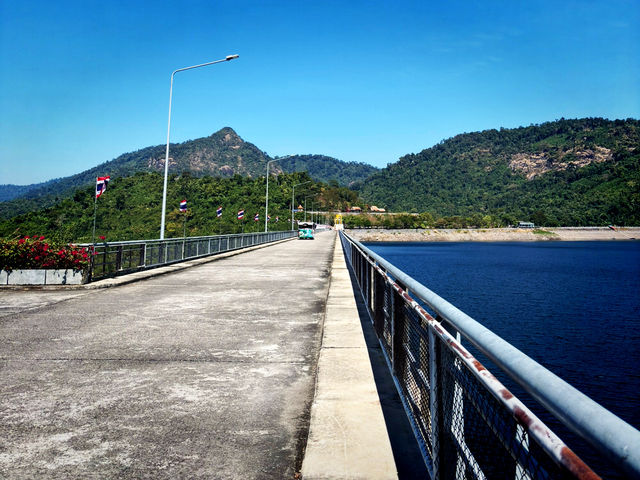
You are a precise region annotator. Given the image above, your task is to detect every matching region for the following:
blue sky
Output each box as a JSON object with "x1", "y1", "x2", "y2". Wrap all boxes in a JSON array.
[{"x1": 1, "y1": 0, "x2": 638, "y2": 185}]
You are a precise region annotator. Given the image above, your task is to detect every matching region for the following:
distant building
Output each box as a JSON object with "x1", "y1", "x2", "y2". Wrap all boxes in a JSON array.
[
  {"x1": 348, "y1": 206, "x2": 362, "y2": 213},
  {"x1": 369, "y1": 205, "x2": 386, "y2": 212}
]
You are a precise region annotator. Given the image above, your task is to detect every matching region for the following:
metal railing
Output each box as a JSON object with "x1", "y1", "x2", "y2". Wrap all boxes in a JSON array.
[
  {"x1": 340, "y1": 232, "x2": 640, "y2": 480},
  {"x1": 84, "y1": 231, "x2": 296, "y2": 282}
]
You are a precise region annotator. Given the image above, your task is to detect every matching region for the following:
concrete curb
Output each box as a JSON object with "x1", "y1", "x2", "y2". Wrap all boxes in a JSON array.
[
  {"x1": 301, "y1": 236, "x2": 398, "y2": 479},
  {"x1": 0, "y1": 237, "x2": 296, "y2": 291}
]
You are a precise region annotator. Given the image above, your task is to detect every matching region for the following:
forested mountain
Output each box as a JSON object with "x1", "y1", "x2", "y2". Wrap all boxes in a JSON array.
[
  {"x1": 0, "y1": 127, "x2": 269, "y2": 218},
  {"x1": 3, "y1": 118, "x2": 638, "y2": 229},
  {"x1": 356, "y1": 118, "x2": 640, "y2": 226},
  {"x1": 0, "y1": 181, "x2": 54, "y2": 202},
  {"x1": 0, "y1": 128, "x2": 375, "y2": 219},
  {"x1": 0, "y1": 172, "x2": 359, "y2": 242},
  {"x1": 276, "y1": 155, "x2": 378, "y2": 187}
]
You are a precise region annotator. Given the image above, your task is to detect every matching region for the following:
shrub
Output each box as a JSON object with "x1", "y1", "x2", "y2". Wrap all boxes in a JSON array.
[{"x1": 0, "y1": 236, "x2": 90, "y2": 272}]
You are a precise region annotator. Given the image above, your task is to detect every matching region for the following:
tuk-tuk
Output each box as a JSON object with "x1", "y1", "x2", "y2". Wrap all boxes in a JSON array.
[{"x1": 298, "y1": 221, "x2": 315, "y2": 240}]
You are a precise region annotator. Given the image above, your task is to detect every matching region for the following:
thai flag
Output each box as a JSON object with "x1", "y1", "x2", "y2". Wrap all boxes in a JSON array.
[
  {"x1": 275, "y1": 216, "x2": 279, "y2": 223},
  {"x1": 179, "y1": 199, "x2": 187, "y2": 212},
  {"x1": 216, "y1": 206, "x2": 222, "y2": 218},
  {"x1": 254, "y1": 213, "x2": 259, "y2": 221},
  {"x1": 95, "y1": 176, "x2": 110, "y2": 198},
  {"x1": 237, "y1": 209, "x2": 244, "y2": 220},
  {"x1": 267, "y1": 215, "x2": 271, "y2": 221}
]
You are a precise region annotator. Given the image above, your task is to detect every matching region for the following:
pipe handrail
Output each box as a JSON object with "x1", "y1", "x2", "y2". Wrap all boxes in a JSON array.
[
  {"x1": 341, "y1": 231, "x2": 640, "y2": 478},
  {"x1": 78, "y1": 230, "x2": 296, "y2": 248},
  {"x1": 85, "y1": 231, "x2": 296, "y2": 282}
]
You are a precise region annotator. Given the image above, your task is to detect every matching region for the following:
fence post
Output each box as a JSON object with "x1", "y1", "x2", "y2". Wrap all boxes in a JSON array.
[
  {"x1": 115, "y1": 245, "x2": 123, "y2": 271},
  {"x1": 101, "y1": 247, "x2": 107, "y2": 275},
  {"x1": 366, "y1": 262, "x2": 372, "y2": 308},
  {"x1": 429, "y1": 327, "x2": 442, "y2": 479},
  {"x1": 391, "y1": 288, "x2": 404, "y2": 378},
  {"x1": 140, "y1": 243, "x2": 146, "y2": 268},
  {"x1": 88, "y1": 251, "x2": 94, "y2": 283},
  {"x1": 373, "y1": 269, "x2": 385, "y2": 339}
]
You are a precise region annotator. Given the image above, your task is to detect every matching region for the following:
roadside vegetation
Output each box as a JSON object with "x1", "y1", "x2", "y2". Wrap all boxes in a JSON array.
[
  {"x1": 0, "y1": 236, "x2": 90, "y2": 271},
  {"x1": 0, "y1": 172, "x2": 359, "y2": 243}
]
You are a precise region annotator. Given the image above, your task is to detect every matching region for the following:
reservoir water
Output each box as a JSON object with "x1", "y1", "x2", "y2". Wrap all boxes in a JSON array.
[{"x1": 364, "y1": 240, "x2": 639, "y2": 477}]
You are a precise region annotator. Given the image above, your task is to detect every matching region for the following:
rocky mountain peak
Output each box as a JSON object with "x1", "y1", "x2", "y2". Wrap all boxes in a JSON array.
[{"x1": 215, "y1": 127, "x2": 242, "y2": 145}]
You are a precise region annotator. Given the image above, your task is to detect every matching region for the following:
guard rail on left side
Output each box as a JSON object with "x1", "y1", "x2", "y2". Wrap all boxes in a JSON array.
[{"x1": 81, "y1": 231, "x2": 296, "y2": 282}]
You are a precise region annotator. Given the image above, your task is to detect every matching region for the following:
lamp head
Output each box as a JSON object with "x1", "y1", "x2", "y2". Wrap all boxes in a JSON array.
[{"x1": 226, "y1": 54, "x2": 239, "y2": 61}]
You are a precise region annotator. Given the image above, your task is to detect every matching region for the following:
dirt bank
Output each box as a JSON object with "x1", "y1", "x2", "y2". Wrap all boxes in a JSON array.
[{"x1": 346, "y1": 227, "x2": 640, "y2": 242}]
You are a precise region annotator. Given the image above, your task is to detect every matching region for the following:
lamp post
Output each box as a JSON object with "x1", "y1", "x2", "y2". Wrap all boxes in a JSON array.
[
  {"x1": 159, "y1": 54, "x2": 239, "y2": 240},
  {"x1": 291, "y1": 181, "x2": 311, "y2": 230},
  {"x1": 265, "y1": 155, "x2": 294, "y2": 232},
  {"x1": 304, "y1": 195, "x2": 317, "y2": 222}
]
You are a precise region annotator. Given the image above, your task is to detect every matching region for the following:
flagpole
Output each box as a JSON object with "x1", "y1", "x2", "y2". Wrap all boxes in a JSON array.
[
  {"x1": 91, "y1": 178, "x2": 98, "y2": 246},
  {"x1": 182, "y1": 211, "x2": 187, "y2": 259}
]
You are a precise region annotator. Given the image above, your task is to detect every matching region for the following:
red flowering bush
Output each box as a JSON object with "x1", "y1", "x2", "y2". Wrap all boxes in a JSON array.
[{"x1": 0, "y1": 236, "x2": 90, "y2": 272}]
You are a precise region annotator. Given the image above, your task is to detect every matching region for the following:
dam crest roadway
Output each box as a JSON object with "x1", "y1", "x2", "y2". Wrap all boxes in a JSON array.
[{"x1": 0, "y1": 231, "x2": 418, "y2": 479}]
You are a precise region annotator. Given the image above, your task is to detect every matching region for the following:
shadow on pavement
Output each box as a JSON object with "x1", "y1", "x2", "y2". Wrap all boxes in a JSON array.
[{"x1": 344, "y1": 262, "x2": 429, "y2": 479}]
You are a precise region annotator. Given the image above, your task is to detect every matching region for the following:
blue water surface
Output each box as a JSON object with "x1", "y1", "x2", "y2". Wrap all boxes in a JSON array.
[{"x1": 365, "y1": 241, "x2": 640, "y2": 472}]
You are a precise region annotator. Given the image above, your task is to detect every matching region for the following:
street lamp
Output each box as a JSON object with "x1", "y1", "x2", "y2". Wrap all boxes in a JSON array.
[
  {"x1": 265, "y1": 155, "x2": 294, "y2": 232},
  {"x1": 304, "y1": 195, "x2": 317, "y2": 222},
  {"x1": 291, "y1": 181, "x2": 311, "y2": 230},
  {"x1": 159, "y1": 54, "x2": 239, "y2": 240}
]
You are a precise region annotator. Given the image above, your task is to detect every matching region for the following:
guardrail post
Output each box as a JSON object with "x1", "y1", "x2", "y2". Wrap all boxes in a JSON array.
[
  {"x1": 101, "y1": 247, "x2": 107, "y2": 275},
  {"x1": 429, "y1": 327, "x2": 442, "y2": 479},
  {"x1": 115, "y1": 245, "x2": 123, "y2": 271},
  {"x1": 140, "y1": 244, "x2": 146, "y2": 268},
  {"x1": 391, "y1": 288, "x2": 404, "y2": 378},
  {"x1": 366, "y1": 262, "x2": 372, "y2": 308},
  {"x1": 438, "y1": 314, "x2": 461, "y2": 342},
  {"x1": 373, "y1": 269, "x2": 385, "y2": 339},
  {"x1": 88, "y1": 252, "x2": 94, "y2": 283}
]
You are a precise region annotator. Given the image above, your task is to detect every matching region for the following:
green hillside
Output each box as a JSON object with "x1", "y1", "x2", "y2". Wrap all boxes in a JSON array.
[
  {"x1": 0, "y1": 181, "x2": 52, "y2": 202},
  {"x1": 0, "y1": 128, "x2": 269, "y2": 219},
  {"x1": 0, "y1": 128, "x2": 376, "y2": 220},
  {"x1": 0, "y1": 172, "x2": 359, "y2": 243},
  {"x1": 356, "y1": 118, "x2": 640, "y2": 226},
  {"x1": 4, "y1": 118, "x2": 637, "y2": 229},
  {"x1": 277, "y1": 155, "x2": 378, "y2": 187}
]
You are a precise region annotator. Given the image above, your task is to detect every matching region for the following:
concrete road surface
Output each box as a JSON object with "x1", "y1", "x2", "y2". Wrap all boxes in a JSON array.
[{"x1": 0, "y1": 233, "x2": 334, "y2": 479}]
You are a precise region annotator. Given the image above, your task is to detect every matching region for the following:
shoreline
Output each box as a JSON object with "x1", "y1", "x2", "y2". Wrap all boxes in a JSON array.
[{"x1": 345, "y1": 227, "x2": 640, "y2": 243}]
